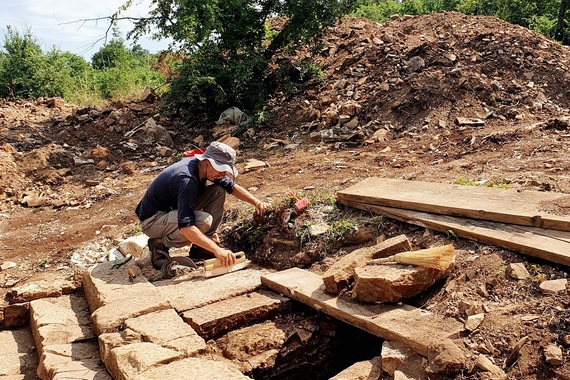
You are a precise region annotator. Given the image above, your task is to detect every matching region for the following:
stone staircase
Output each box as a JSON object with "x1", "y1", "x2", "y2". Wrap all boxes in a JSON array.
[
  {"x1": 24, "y1": 253, "x2": 284, "y2": 380},
  {"x1": 1, "y1": 230, "x2": 302, "y2": 380},
  {"x1": 1, "y1": 235, "x2": 393, "y2": 380}
]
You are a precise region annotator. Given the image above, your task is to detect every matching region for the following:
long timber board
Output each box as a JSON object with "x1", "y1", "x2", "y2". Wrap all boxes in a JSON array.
[
  {"x1": 337, "y1": 177, "x2": 570, "y2": 231},
  {"x1": 350, "y1": 203, "x2": 570, "y2": 267},
  {"x1": 261, "y1": 268, "x2": 464, "y2": 357}
]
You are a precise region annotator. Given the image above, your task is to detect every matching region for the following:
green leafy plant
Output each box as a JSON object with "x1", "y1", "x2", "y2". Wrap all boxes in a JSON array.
[{"x1": 295, "y1": 221, "x2": 314, "y2": 247}]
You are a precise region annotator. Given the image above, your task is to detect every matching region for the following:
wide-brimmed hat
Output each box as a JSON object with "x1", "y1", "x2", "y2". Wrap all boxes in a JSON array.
[{"x1": 194, "y1": 141, "x2": 238, "y2": 177}]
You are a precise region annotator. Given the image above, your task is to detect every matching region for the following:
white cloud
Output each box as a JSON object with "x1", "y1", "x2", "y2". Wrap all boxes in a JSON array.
[{"x1": 0, "y1": 0, "x2": 169, "y2": 60}]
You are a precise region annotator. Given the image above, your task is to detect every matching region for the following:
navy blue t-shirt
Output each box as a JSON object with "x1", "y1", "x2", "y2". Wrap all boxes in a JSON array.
[{"x1": 135, "y1": 158, "x2": 234, "y2": 228}]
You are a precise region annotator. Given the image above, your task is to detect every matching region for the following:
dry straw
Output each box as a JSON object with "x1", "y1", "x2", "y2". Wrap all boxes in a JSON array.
[{"x1": 368, "y1": 244, "x2": 456, "y2": 271}]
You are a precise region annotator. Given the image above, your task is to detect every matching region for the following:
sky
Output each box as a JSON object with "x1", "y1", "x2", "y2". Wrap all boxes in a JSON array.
[{"x1": 1, "y1": 0, "x2": 171, "y2": 61}]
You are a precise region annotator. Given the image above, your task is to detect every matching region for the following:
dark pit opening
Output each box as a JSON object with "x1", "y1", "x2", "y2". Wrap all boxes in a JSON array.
[{"x1": 250, "y1": 311, "x2": 384, "y2": 380}]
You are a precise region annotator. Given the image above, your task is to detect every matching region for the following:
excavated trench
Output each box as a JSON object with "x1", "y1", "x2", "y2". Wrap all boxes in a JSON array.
[{"x1": 216, "y1": 305, "x2": 383, "y2": 380}]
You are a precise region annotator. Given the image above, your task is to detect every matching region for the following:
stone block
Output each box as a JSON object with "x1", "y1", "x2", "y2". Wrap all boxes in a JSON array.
[
  {"x1": 38, "y1": 342, "x2": 104, "y2": 380},
  {"x1": 132, "y1": 357, "x2": 252, "y2": 379},
  {"x1": 322, "y1": 235, "x2": 411, "y2": 295},
  {"x1": 0, "y1": 328, "x2": 38, "y2": 377},
  {"x1": 124, "y1": 308, "x2": 206, "y2": 355},
  {"x1": 30, "y1": 294, "x2": 95, "y2": 350},
  {"x1": 106, "y1": 342, "x2": 184, "y2": 380},
  {"x1": 181, "y1": 290, "x2": 291, "y2": 339},
  {"x1": 329, "y1": 356, "x2": 382, "y2": 379},
  {"x1": 91, "y1": 293, "x2": 171, "y2": 335},
  {"x1": 352, "y1": 264, "x2": 450, "y2": 303},
  {"x1": 82, "y1": 261, "x2": 154, "y2": 312},
  {"x1": 155, "y1": 268, "x2": 266, "y2": 312},
  {"x1": 382, "y1": 340, "x2": 418, "y2": 376}
]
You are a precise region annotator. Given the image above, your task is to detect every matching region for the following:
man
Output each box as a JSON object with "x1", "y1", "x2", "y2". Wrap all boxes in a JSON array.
[{"x1": 135, "y1": 141, "x2": 270, "y2": 269}]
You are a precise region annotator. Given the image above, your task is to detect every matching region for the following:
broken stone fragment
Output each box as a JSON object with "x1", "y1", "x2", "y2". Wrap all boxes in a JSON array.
[
  {"x1": 475, "y1": 354, "x2": 507, "y2": 379},
  {"x1": 456, "y1": 117, "x2": 485, "y2": 126},
  {"x1": 381, "y1": 340, "x2": 422, "y2": 376},
  {"x1": 544, "y1": 344, "x2": 563, "y2": 366},
  {"x1": 465, "y1": 313, "x2": 485, "y2": 331},
  {"x1": 352, "y1": 263, "x2": 451, "y2": 303},
  {"x1": 539, "y1": 279, "x2": 568, "y2": 295},
  {"x1": 408, "y1": 56, "x2": 425, "y2": 72},
  {"x1": 322, "y1": 235, "x2": 411, "y2": 295},
  {"x1": 308, "y1": 222, "x2": 330, "y2": 236},
  {"x1": 0, "y1": 261, "x2": 17, "y2": 271},
  {"x1": 507, "y1": 263, "x2": 530, "y2": 280},
  {"x1": 244, "y1": 159, "x2": 269, "y2": 172},
  {"x1": 426, "y1": 340, "x2": 467, "y2": 376}
]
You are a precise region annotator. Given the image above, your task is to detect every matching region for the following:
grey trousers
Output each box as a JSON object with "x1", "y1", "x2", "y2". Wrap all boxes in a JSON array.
[{"x1": 140, "y1": 184, "x2": 226, "y2": 248}]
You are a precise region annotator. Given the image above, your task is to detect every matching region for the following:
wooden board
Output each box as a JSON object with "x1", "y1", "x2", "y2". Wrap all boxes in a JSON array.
[
  {"x1": 261, "y1": 268, "x2": 464, "y2": 357},
  {"x1": 351, "y1": 203, "x2": 570, "y2": 267},
  {"x1": 337, "y1": 177, "x2": 570, "y2": 231},
  {"x1": 203, "y1": 261, "x2": 251, "y2": 278}
]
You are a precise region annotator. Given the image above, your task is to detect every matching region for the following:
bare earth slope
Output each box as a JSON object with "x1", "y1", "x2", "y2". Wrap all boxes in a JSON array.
[{"x1": 1, "y1": 11, "x2": 570, "y2": 379}]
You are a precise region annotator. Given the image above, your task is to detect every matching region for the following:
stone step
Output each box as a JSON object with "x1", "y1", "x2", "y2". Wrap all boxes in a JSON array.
[
  {"x1": 29, "y1": 293, "x2": 111, "y2": 380},
  {"x1": 79, "y1": 251, "x2": 275, "y2": 380},
  {"x1": 181, "y1": 289, "x2": 292, "y2": 340},
  {"x1": 0, "y1": 327, "x2": 39, "y2": 379}
]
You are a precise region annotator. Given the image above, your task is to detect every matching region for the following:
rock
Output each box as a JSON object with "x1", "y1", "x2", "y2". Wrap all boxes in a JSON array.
[
  {"x1": 244, "y1": 159, "x2": 269, "y2": 172},
  {"x1": 21, "y1": 193, "x2": 46, "y2": 207},
  {"x1": 539, "y1": 279, "x2": 568, "y2": 295},
  {"x1": 507, "y1": 263, "x2": 530, "y2": 280},
  {"x1": 465, "y1": 313, "x2": 484, "y2": 331},
  {"x1": 426, "y1": 340, "x2": 467, "y2": 376},
  {"x1": 144, "y1": 117, "x2": 174, "y2": 146},
  {"x1": 8, "y1": 279, "x2": 77, "y2": 303},
  {"x1": 544, "y1": 344, "x2": 563, "y2": 366},
  {"x1": 352, "y1": 264, "x2": 451, "y2": 303},
  {"x1": 158, "y1": 146, "x2": 175, "y2": 157},
  {"x1": 322, "y1": 235, "x2": 411, "y2": 295},
  {"x1": 0, "y1": 261, "x2": 17, "y2": 271},
  {"x1": 345, "y1": 117, "x2": 359, "y2": 129},
  {"x1": 381, "y1": 340, "x2": 422, "y2": 376},
  {"x1": 216, "y1": 106, "x2": 250, "y2": 127},
  {"x1": 459, "y1": 300, "x2": 482, "y2": 316},
  {"x1": 475, "y1": 354, "x2": 507, "y2": 379},
  {"x1": 456, "y1": 117, "x2": 485, "y2": 126},
  {"x1": 408, "y1": 56, "x2": 425, "y2": 72},
  {"x1": 3, "y1": 302, "x2": 30, "y2": 328},
  {"x1": 117, "y1": 234, "x2": 149, "y2": 257},
  {"x1": 120, "y1": 161, "x2": 137, "y2": 174},
  {"x1": 141, "y1": 87, "x2": 158, "y2": 103},
  {"x1": 329, "y1": 356, "x2": 382, "y2": 379},
  {"x1": 308, "y1": 222, "x2": 330, "y2": 236}
]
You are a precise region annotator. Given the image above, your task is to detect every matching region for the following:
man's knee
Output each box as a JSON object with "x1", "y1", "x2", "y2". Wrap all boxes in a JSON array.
[{"x1": 194, "y1": 212, "x2": 213, "y2": 233}]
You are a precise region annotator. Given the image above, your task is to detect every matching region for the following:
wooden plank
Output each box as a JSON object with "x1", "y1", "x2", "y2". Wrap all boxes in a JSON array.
[
  {"x1": 261, "y1": 268, "x2": 464, "y2": 357},
  {"x1": 337, "y1": 177, "x2": 570, "y2": 231},
  {"x1": 202, "y1": 261, "x2": 251, "y2": 278},
  {"x1": 203, "y1": 252, "x2": 246, "y2": 271},
  {"x1": 351, "y1": 203, "x2": 570, "y2": 267},
  {"x1": 181, "y1": 290, "x2": 291, "y2": 339}
]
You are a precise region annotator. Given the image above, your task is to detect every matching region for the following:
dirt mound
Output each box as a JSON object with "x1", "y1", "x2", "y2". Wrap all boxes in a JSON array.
[{"x1": 1, "y1": 12, "x2": 570, "y2": 379}]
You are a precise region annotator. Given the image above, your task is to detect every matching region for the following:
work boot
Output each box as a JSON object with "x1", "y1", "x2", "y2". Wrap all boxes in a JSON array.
[
  {"x1": 188, "y1": 244, "x2": 214, "y2": 264},
  {"x1": 148, "y1": 238, "x2": 169, "y2": 270}
]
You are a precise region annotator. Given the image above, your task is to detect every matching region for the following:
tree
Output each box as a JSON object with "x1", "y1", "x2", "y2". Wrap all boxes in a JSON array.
[
  {"x1": 556, "y1": 0, "x2": 570, "y2": 43},
  {"x1": 125, "y1": 0, "x2": 357, "y2": 119},
  {"x1": 0, "y1": 26, "x2": 45, "y2": 98},
  {"x1": 91, "y1": 39, "x2": 132, "y2": 70}
]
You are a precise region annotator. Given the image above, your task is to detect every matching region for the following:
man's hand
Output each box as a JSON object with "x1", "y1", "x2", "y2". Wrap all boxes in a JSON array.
[
  {"x1": 214, "y1": 248, "x2": 236, "y2": 267},
  {"x1": 255, "y1": 201, "x2": 271, "y2": 215}
]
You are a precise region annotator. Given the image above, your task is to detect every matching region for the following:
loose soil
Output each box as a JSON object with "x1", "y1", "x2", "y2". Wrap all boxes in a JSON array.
[{"x1": 2, "y1": 11, "x2": 570, "y2": 379}]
